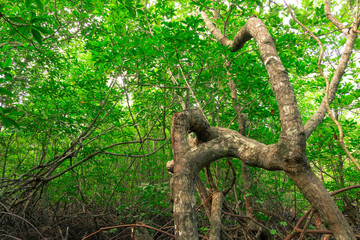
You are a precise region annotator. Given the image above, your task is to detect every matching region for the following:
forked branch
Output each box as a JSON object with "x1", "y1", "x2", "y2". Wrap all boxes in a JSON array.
[
  {"x1": 283, "y1": 0, "x2": 360, "y2": 170},
  {"x1": 201, "y1": 10, "x2": 305, "y2": 152}
]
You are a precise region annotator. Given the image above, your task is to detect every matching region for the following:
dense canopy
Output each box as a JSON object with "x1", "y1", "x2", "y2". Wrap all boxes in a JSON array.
[{"x1": 0, "y1": 0, "x2": 359, "y2": 239}]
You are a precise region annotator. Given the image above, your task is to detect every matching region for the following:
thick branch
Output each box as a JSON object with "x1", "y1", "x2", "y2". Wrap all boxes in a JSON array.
[
  {"x1": 283, "y1": 0, "x2": 360, "y2": 169},
  {"x1": 324, "y1": 0, "x2": 348, "y2": 35},
  {"x1": 201, "y1": 11, "x2": 305, "y2": 153},
  {"x1": 172, "y1": 109, "x2": 284, "y2": 172},
  {"x1": 304, "y1": 32, "x2": 358, "y2": 138},
  {"x1": 200, "y1": 11, "x2": 233, "y2": 47},
  {"x1": 194, "y1": 10, "x2": 357, "y2": 240},
  {"x1": 288, "y1": 169, "x2": 356, "y2": 240}
]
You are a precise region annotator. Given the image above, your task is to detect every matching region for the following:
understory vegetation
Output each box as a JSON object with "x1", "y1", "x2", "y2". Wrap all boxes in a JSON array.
[{"x1": 0, "y1": 0, "x2": 359, "y2": 239}]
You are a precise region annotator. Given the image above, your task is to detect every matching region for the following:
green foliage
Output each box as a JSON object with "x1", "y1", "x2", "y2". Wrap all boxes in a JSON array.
[{"x1": 0, "y1": 0, "x2": 359, "y2": 238}]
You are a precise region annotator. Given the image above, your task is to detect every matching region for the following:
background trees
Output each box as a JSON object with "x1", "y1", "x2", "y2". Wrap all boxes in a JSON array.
[{"x1": 0, "y1": 0, "x2": 359, "y2": 239}]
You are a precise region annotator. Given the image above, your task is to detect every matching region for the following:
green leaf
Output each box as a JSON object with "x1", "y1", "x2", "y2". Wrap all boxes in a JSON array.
[
  {"x1": 4, "y1": 58, "x2": 12, "y2": 68},
  {"x1": 31, "y1": 28, "x2": 42, "y2": 44},
  {"x1": 255, "y1": 0, "x2": 263, "y2": 8},
  {"x1": 8, "y1": 110, "x2": 23, "y2": 116},
  {"x1": 136, "y1": 9, "x2": 144, "y2": 16},
  {"x1": 3, "y1": 108, "x2": 14, "y2": 114},
  {"x1": 0, "y1": 87, "x2": 13, "y2": 96},
  {"x1": 34, "y1": 0, "x2": 43, "y2": 11},
  {"x1": 25, "y1": 0, "x2": 32, "y2": 8},
  {"x1": 8, "y1": 17, "x2": 27, "y2": 24},
  {"x1": 18, "y1": 26, "x2": 31, "y2": 37},
  {"x1": 1, "y1": 116, "x2": 20, "y2": 128},
  {"x1": 270, "y1": 229, "x2": 277, "y2": 235},
  {"x1": 303, "y1": 0, "x2": 310, "y2": 6},
  {"x1": 34, "y1": 25, "x2": 53, "y2": 35},
  {"x1": 31, "y1": 17, "x2": 48, "y2": 23},
  {"x1": 125, "y1": 5, "x2": 136, "y2": 17}
]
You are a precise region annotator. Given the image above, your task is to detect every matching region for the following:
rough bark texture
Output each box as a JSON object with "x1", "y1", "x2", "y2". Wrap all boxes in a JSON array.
[
  {"x1": 288, "y1": 169, "x2": 355, "y2": 240},
  {"x1": 209, "y1": 191, "x2": 224, "y2": 240},
  {"x1": 169, "y1": 9, "x2": 357, "y2": 240},
  {"x1": 171, "y1": 109, "x2": 355, "y2": 239},
  {"x1": 201, "y1": 12, "x2": 305, "y2": 151}
]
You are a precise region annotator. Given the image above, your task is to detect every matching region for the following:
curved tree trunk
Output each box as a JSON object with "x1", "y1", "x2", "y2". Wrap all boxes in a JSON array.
[
  {"x1": 170, "y1": 3, "x2": 357, "y2": 239},
  {"x1": 170, "y1": 109, "x2": 356, "y2": 239}
]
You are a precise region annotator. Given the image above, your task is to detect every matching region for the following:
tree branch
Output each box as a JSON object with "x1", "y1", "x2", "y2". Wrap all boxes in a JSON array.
[
  {"x1": 304, "y1": 11, "x2": 358, "y2": 138},
  {"x1": 324, "y1": 0, "x2": 348, "y2": 35},
  {"x1": 201, "y1": 10, "x2": 305, "y2": 154}
]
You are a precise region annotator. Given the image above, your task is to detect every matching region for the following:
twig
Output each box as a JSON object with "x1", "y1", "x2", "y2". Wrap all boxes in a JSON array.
[
  {"x1": 0, "y1": 211, "x2": 45, "y2": 239},
  {"x1": 82, "y1": 223, "x2": 175, "y2": 239},
  {"x1": 178, "y1": 63, "x2": 208, "y2": 121},
  {"x1": 298, "y1": 210, "x2": 314, "y2": 240}
]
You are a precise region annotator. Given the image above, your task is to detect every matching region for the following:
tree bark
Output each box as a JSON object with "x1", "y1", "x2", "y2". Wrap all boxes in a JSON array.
[
  {"x1": 171, "y1": 109, "x2": 356, "y2": 239},
  {"x1": 209, "y1": 191, "x2": 224, "y2": 240},
  {"x1": 169, "y1": 10, "x2": 357, "y2": 240},
  {"x1": 172, "y1": 168, "x2": 198, "y2": 240},
  {"x1": 288, "y1": 168, "x2": 356, "y2": 240}
]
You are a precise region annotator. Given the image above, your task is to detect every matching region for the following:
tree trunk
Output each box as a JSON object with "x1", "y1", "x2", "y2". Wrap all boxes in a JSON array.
[
  {"x1": 209, "y1": 191, "x2": 224, "y2": 240},
  {"x1": 172, "y1": 166, "x2": 198, "y2": 240},
  {"x1": 170, "y1": 109, "x2": 356, "y2": 239},
  {"x1": 288, "y1": 168, "x2": 356, "y2": 240},
  {"x1": 170, "y1": 6, "x2": 357, "y2": 238}
]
